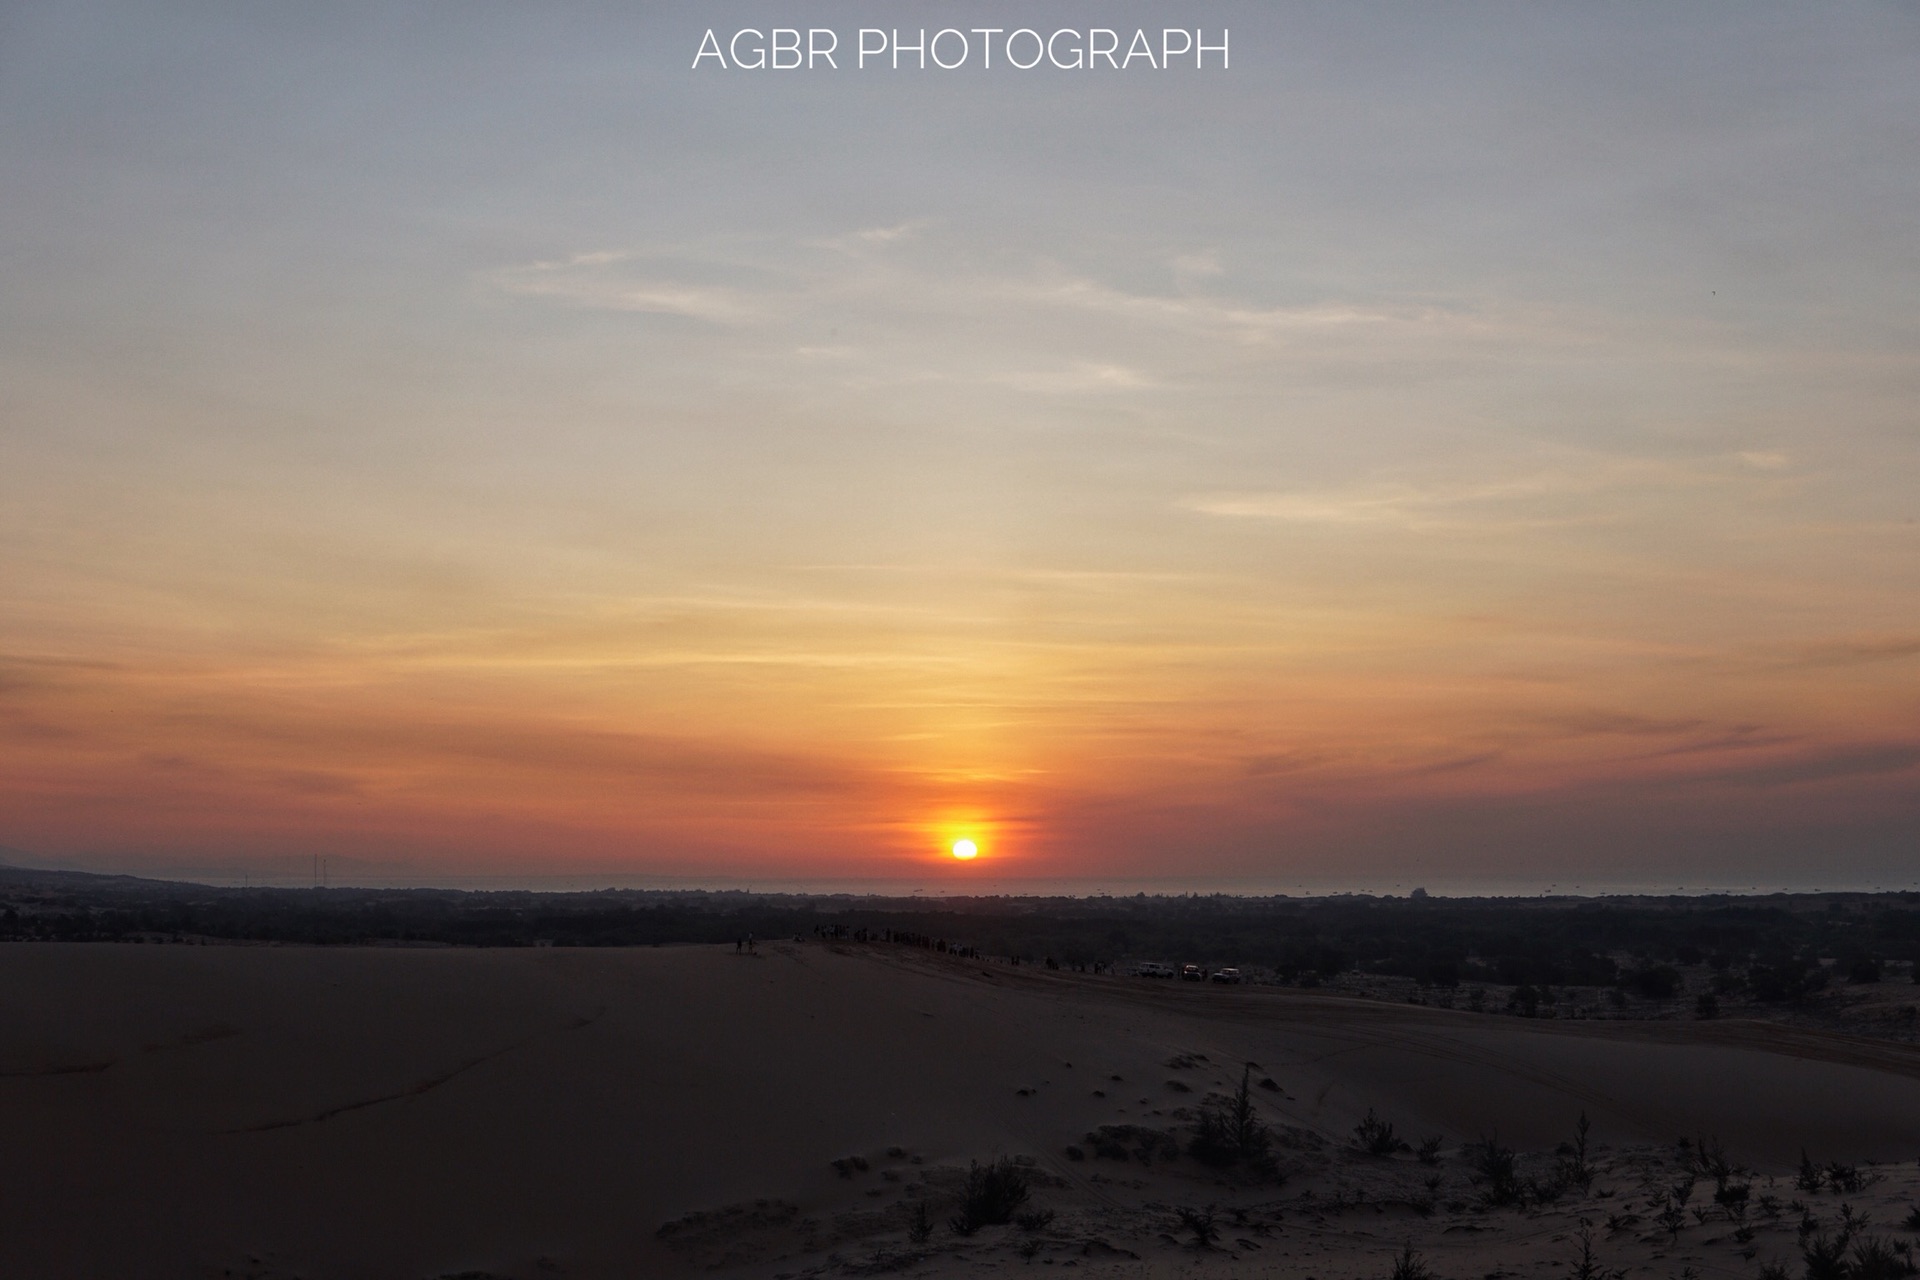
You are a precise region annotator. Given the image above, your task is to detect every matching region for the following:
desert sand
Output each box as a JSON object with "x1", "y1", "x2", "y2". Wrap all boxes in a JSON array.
[{"x1": 2, "y1": 939, "x2": 1916, "y2": 1279}]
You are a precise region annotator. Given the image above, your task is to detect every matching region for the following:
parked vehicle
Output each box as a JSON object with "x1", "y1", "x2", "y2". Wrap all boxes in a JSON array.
[
  {"x1": 1210, "y1": 967, "x2": 1242, "y2": 984},
  {"x1": 1180, "y1": 963, "x2": 1206, "y2": 982},
  {"x1": 1134, "y1": 962, "x2": 1176, "y2": 978}
]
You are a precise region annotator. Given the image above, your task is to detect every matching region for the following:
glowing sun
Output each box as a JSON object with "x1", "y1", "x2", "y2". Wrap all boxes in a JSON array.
[{"x1": 950, "y1": 839, "x2": 979, "y2": 861}]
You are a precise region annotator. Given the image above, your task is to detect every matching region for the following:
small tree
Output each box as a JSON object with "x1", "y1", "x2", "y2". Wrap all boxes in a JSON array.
[
  {"x1": 1556, "y1": 1112, "x2": 1595, "y2": 1189},
  {"x1": 1190, "y1": 1066, "x2": 1273, "y2": 1169},
  {"x1": 1470, "y1": 1133, "x2": 1523, "y2": 1206},
  {"x1": 1568, "y1": 1221, "x2": 1625, "y2": 1280}
]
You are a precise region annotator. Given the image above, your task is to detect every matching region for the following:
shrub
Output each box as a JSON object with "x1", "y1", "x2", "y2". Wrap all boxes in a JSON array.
[
  {"x1": 949, "y1": 1158, "x2": 1029, "y2": 1234},
  {"x1": 1803, "y1": 1232, "x2": 1852, "y2": 1280},
  {"x1": 1418, "y1": 1135, "x2": 1445, "y2": 1165},
  {"x1": 1356, "y1": 1108, "x2": 1411, "y2": 1157},
  {"x1": 1086, "y1": 1124, "x2": 1179, "y2": 1164},
  {"x1": 1850, "y1": 1234, "x2": 1916, "y2": 1280},
  {"x1": 907, "y1": 1200, "x2": 934, "y2": 1244},
  {"x1": 1390, "y1": 1244, "x2": 1436, "y2": 1280},
  {"x1": 1016, "y1": 1208, "x2": 1055, "y2": 1232},
  {"x1": 1690, "y1": 1135, "x2": 1732, "y2": 1183},
  {"x1": 1177, "y1": 1205, "x2": 1219, "y2": 1249},
  {"x1": 1798, "y1": 1151, "x2": 1825, "y2": 1193}
]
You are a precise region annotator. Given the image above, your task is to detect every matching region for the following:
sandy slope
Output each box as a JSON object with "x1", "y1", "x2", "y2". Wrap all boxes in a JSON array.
[{"x1": 1, "y1": 940, "x2": 1916, "y2": 1280}]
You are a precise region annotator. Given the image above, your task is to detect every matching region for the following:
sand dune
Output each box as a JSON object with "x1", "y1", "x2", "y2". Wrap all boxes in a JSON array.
[{"x1": 2, "y1": 940, "x2": 1917, "y2": 1279}]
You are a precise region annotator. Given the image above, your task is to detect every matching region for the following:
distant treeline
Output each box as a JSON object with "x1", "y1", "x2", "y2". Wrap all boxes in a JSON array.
[{"x1": 2, "y1": 867, "x2": 1916, "y2": 999}]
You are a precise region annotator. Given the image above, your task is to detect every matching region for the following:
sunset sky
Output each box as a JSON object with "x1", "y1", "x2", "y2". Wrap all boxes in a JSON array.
[{"x1": 3, "y1": 3, "x2": 1917, "y2": 888}]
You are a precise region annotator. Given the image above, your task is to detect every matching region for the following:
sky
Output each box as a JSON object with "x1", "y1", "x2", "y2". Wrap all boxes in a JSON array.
[{"x1": 2, "y1": 2, "x2": 1917, "y2": 889}]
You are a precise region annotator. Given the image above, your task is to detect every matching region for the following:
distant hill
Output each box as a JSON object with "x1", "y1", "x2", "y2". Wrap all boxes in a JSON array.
[{"x1": 0, "y1": 861, "x2": 175, "y2": 890}]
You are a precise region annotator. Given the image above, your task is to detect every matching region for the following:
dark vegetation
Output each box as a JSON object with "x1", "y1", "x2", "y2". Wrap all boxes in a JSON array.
[
  {"x1": 1390, "y1": 1244, "x2": 1436, "y2": 1280},
  {"x1": 1355, "y1": 1108, "x2": 1411, "y2": 1156},
  {"x1": 1470, "y1": 1134, "x2": 1525, "y2": 1207},
  {"x1": 2, "y1": 868, "x2": 1915, "y2": 1014},
  {"x1": 1190, "y1": 1066, "x2": 1274, "y2": 1171},
  {"x1": 1799, "y1": 1221, "x2": 1917, "y2": 1280},
  {"x1": 1568, "y1": 1221, "x2": 1626, "y2": 1280},
  {"x1": 948, "y1": 1158, "x2": 1029, "y2": 1236},
  {"x1": 1083, "y1": 1124, "x2": 1181, "y2": 1165},
  {"x1": 1445, "y1": 1116, "x2": 1603, "y2": 1210},
  {"x1": 1175, "y1": 1205, "x2": 1219, "y2": 1249}
]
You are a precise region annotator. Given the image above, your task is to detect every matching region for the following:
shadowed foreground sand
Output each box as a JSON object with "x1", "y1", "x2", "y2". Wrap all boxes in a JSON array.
[{"x1": 3, "y1": 941, "x2": 1917, "y2": 1279}]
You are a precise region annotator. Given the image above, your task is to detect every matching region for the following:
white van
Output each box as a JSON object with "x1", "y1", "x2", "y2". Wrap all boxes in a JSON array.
[{"x1": 1134, "y1": 962, "x2": 1176, "y2": 978}]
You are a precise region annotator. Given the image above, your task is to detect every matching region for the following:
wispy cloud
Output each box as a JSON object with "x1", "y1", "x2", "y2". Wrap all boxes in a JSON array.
[
  {"x1": 1774, "y1": 635, "x2": 1920, "y2": 669},
  {"x1": 1012, "y1": 270, "x2": 1478, "y2": 347},
  {"x1": 1182, "y1": 455, "x2": 1777, "y2": 531},
  {"x1": 1184, "y1": 477, "x2": 1581, "y2": 530},
  {"x1": 488, "y1": 251, "x2": 770, "y2": 324},
  {"x1": 484, "y1": 229, "x2": 1525, "y2": 378},
  {"x1": 1707, "y1": 743, "x2": 1920, "y2": 789},
  {"x1": 991, "y1": 362, "x2": 1156, "y2": 394},
  {"x1": 854, "y1": 220, "x2": 928, "y2": 244}
]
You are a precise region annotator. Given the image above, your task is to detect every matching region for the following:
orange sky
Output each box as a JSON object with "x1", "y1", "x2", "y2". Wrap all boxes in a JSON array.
[{"x1": 3, "y1": 4, "x2": 1917, "y2": 887}]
